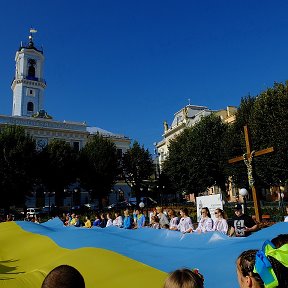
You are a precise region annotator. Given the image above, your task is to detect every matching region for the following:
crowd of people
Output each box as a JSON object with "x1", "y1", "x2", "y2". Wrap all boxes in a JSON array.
[
  {"x1": 62, "y1": 204, "x2": 261, "y2": 237},
  {"x1": 41, "y1": 233, "x2": 288, "y2": 288}
]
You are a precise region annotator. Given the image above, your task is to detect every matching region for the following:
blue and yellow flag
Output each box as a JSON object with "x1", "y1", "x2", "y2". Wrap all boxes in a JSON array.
[{"x1": 0, "y1": 219, "x2": 287, "y2": 288}]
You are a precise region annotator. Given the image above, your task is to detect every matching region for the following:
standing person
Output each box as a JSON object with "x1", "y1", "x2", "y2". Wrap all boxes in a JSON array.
[
  {"x1": 177, "y1": 208, "x2": 193, "y2": 234},
  {"x1": 99, "y1": 213, "x2": 107, "y2": 228},
  {"x1": 106, "y1": 213, "x2": 113, "y2": 227},
  {"x1": 151, "y1": 215, "x2": 160, "y2": 229},
  {"x1": 163, "y1": 268, "x2": 204, "y2": 288},
  {"x1": 229, "y1": 204, "x2": 258, "y2": 237},
  {"x1": 196, "y1": 207, "x2": 213, "y2": 233},
  {"x1": 84, "y1": 216, "x2": 91, "y2": 228},
  {"x1": 212, "y1": 208, "x2": 228, "y2": 234},
  {"x1": 135, "y1": 209, "x2": 145, "y2": 228},
  {"x1": 113, "y1": 211, "x2": 123, "y2": 227},
  {"x1": 93, "y1": 214, "x2": 101, "y2": 227},
  {"x1": 123, "y1": 208, "x2": 132, "y2": 229},
  {"x1": 69, "y1": 213, "x2": 77, "y2": 226},
  {"x1": 156, "y1": 206, "x2": 169, "y2": 228},
  {"x1": 167, "y1": 209, "x2": 179, "y2": 230},
  {"x1": 123, "y1": 209, "x2": 132, "y2": 229}
]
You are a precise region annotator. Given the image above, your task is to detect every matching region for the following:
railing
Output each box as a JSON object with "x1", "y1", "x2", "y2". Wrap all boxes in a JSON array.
[{"x1": 12, "y1": 76, "x2": 46, "y2": 85}]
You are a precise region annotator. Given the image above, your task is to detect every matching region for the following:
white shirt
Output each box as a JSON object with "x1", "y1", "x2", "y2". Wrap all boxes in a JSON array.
[
  {"x1": 213, "y1": 218, "x2": 228, "y2": 234},
  {"x1": 169, "y1": 216, "x2": 179, "y2": 230},
  {"x1": 113, "y1": 216, "x2": 123, "y2": 227},
  {"x1": 106, "y1": 219, "x2": 113, "y2": 227},
  {"x1": 284, "y1": 215, "x2": 288, "y2": 222},
  {"x1": 177, "y1": 217, "x2": 193, "y2": 233},
  {"x1": 196, "y1": 217, "x2": 214, "y2": 232}
]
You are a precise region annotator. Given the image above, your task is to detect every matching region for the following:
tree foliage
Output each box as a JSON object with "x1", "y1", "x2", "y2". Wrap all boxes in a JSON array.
[
  {"x1": 121, "y1": 141, "x2": 153, "y2": 202},
  {"x1": 0, "y1": 125, "x2": 36, "y2": 208},
  {"x1": 37, "y1": 139, "x2": 78, "y2": 206},
  {"x1": 163, "y1": 114, "x2": 228, "y2": 196},
  {"x1": 79, "y1": 134, "x2": 119, "y2": 208},
  {"x1": 225, "y1": 82, "x2": 288, "y2": 188}
]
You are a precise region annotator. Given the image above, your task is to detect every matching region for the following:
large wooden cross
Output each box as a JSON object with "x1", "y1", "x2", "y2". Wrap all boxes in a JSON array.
[{"x1": 228, "y1": 125, "x2": 274, "y2": 222}]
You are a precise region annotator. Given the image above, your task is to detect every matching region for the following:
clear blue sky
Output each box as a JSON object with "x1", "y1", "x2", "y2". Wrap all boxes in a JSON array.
[{"x1": 1, "y1": 1, "x2": 288, "y2": 153}]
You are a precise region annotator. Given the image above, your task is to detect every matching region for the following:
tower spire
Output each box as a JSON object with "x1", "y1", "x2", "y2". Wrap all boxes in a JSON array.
[{"x1": 28, "y1": 28, "x2": 37, "y2": 47}]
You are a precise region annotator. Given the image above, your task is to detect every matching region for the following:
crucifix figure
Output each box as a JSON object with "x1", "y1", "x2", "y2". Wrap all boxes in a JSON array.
[{"x1": 228, "y1": 125, "x2": 274, "y2": 222}]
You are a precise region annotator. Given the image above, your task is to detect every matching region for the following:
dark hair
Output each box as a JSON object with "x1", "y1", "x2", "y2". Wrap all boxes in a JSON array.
[
  {"x1": 215, "y1": 208, "x2": 226, "y2": 219},
  {"x1": 201, "y1": 207, "x2": 211, "y2": 218},
  {"x1": 163, "y1": 268, "x2": 204, "y2": 288},
  {"x1": 237, "y1": 250, "x2": 264, "y2": 288},
  {"x1": 271, "y1": 234, "x2": 288, "y2": 248},
  {"x1": 181, "y1": 208, "x2": 189, "y2": 216},
  {"x1": 41, "y1": 265, "x2": 85, "y2": 288}
]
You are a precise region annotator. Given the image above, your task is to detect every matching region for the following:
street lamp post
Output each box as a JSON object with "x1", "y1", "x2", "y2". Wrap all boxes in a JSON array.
[{"x1": 239, "y1": 188, "x2": 248, "y2": 214}]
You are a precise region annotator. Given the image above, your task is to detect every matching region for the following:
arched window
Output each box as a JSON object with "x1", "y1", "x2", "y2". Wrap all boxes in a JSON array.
[
  {"x1": 28, "y1": 59, "x2": 36, "y2": 78},
  {"x1": 27, "y1": 102, "x2": 34, "y2": 112}
]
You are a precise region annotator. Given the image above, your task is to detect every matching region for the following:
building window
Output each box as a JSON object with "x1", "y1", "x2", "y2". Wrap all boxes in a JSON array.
[
  {"x1": 27, "y1": 102, "x2": 34, "y2": 112},
  {"x1": 28, "y1": 59, "x2": 36, "y2": 78}
]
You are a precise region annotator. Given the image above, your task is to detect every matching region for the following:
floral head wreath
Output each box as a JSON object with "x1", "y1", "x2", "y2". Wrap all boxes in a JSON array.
[
  {"x1": 191, "y1": 268, "x2": 204, "y2": 284},
  {"x1": 253, "y1": 240, "x2": 288, "y2": 288}
]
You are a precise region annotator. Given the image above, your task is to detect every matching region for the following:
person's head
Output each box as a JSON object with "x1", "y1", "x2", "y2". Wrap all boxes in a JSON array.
[
  {"x1": 106, "y1": 212, "x2": 112, "y2": 219},
  {"x1": 214, "y1": 208, "x2": 225, "y2": 219},
  {"x1": 234, "y1": 204, "x2": 243, "y2": 217},
  {"x1": 156, "y1": 206, "x2": 163, "y2": 213},
  {"x1": 236, "y1": 250, "x2": 263, "y2": 288},
  {"x1": 180, "y1": 208, "x2": 189, "y2": 217},
  {"x1": 237, "y1": 236, "x2": 288, "y2": 288},
  {"x1": 163, "y1": 268, "x2": 204, "y2": 288},
  {"x1": 167, "y1": 209, "x2": 176, "y2": 217},
  {"x1": 201, "y1": 207, "x2": 211, "y2": 218},
  {"x1": 41, "y1": 265, "x2": 85, "y2": 288},
  {"x1": 136, "y1": 209, "x2": 143, "y2": 215},
  {"x1": 124, "y1": 209, "x2": 129, "y2": 217}
]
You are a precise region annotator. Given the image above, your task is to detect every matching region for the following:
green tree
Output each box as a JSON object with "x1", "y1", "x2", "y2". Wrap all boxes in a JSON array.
[
  {"x1": 251, "y1": 82, "x2": 288, "y2": 186},
  {"x1": 0, "y1": 125, "x2": 36, "y2": 209},
  {"x1": 225, "y1": 82, "x2": 288, "y2": 189},
  {"x1": 37, "y1": 139, "x2": 78, "y2": 206},
  {"x1": 163, "y1": 114, "x2": 228, "y2": 197},
  {"x1": 121, "y1": 141, "x2": 153, "y2": 203},
  {"x1": 79, "y1": 134, "x2": 119, "y2": 209}
]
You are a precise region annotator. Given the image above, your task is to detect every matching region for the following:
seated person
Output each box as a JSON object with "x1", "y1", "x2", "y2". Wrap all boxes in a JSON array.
[{"x1": 41, "y1": 264, "x2": 85, "y2": 288}]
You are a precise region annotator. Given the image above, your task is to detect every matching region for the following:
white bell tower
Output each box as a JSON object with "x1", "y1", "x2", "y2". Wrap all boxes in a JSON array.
[{"x1": 11, "y1": 29, "x2": 46, "y2": 117}]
